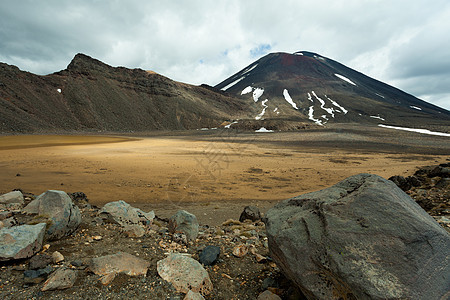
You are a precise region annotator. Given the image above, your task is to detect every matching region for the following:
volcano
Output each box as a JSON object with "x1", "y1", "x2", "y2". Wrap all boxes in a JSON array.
[{"x1": 215, "y1": 51, "x2": 450, "y2": 128}]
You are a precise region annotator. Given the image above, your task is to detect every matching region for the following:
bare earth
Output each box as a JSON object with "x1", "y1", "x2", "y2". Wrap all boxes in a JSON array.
[{"x1": 1, "y1": 124, "x2": 449, "y2": 225}]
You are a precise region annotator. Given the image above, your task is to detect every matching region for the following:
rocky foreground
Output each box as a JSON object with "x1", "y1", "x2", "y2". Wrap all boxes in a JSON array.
[{"x1": 0, "y1": 163, "x2": 449, "y2": 299}]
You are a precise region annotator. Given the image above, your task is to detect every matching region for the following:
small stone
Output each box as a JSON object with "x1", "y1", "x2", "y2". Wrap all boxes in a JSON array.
[
  {"x1": 42, "y1": 244, "x2": 50, "y2": 252},
  {"x1": 255, "y1": 253, "x2": 267, "y2": 263},
  {"x1": 184, "y1": 290, "x2": 205, "y2": 300},
  {"x1": 41, "y1": 267, "x2": 77, "y2": 291},
  {"x1": 92, "y1": 235, "x2": 102, "y2": 241},
  {"x1": 29, "y1": 254, "x2": 53, "y2": 270},
  {"x1": 232, "y1": 245, "x2": 248, "y2": 258},
  {"x1": 257, "y1": 290, "x2": 282, "y2": 300},
  {"x1": 239, "y1": 206, "x2": 261, "y2": 222},
  {"x1": 198, "y1": 246, "x2": 220, "y2": 266},
  {"x1": 52, "y1": 251, "x2": 64, "y2": 264},
  {"x1": 23, "y1": 266, "x2": 53, "y2": 285}
]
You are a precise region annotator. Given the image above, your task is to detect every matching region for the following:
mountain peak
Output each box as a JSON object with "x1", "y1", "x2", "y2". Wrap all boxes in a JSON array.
[{"x1": 66, "y1": 53, "x2": 112, "y2": 72}]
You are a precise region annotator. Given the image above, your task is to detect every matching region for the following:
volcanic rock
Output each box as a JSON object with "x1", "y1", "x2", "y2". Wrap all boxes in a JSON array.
[
  {"x1": 29, "y1": 254, "x2": 53, "y2": 270},
  {"x1": 0, "y1": 223, "x2": 47, "y2": 261},
  {"x1": 265, "y1": 173, "x2": 450, "y2": 300},
  {"x1": 239, "y1": 206, "x2": 261, "y2": 222},
  {"x1": 168, "y1": 210, "x2": 199, "y2": 242},
  {"x1": 0, "y1": 191, "x2": 24, "y2": 205},
  {"x1": 157, "y1": 253, "x2": 213, "y2": 295},
  {"x1": 99, "y1": 200, "x2": 154, "y2": 227},
  {"x1": 198, "y1": 245, "x2": 220, "y2": 265},
  {"x1": 41, "y1": 267, "x2": 77, "y2": 291},
  {"x1": 23, "y1": 190, "x2": 81, "y2": 241}
]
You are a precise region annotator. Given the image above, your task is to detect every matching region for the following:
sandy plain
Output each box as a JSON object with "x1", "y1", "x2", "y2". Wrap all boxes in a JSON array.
[{"x1": 1, "y1": 125, "x2": 449, "y2": 224}]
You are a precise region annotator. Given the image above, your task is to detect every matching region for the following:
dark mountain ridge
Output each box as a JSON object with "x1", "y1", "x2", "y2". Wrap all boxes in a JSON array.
[
  {"x1": 0, "y1": 54, "x2": 248, "y2": 133},
  {"x1": 215, "y1": 51, "x2": 450, "y2": 129}
]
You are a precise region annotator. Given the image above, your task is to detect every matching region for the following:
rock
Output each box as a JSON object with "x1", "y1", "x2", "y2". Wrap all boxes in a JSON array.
[
  {"x1": 0, "y1": 191, "x2": 24, "y2": 205},
  {"x1": 41, "y1": 267, "x2": 77, "y2": 291},
  {"x1": 265, "y1": 173, "x2": 450, "y2": 300},
  {"x1": 99, "y1": 200, "x2": 155, "y2": 227},
  {"x1": 69, "y1": 191, "x2": 89, "y2": 207},
  {"x1": 23, "y1": 190, "x2": 81, "y2": 241},
  {"x1": 254, "y1": 253, "x2": 267, "y2": 263},
  {"x1": 29, "y1": 254, "x2": 53, "y2": 270},
  {"x1": 23, "y1": 266, "x2": 53, "y2": 284},
  {"x1": 0, "y1": 217, "x2": 17, "y2": 228},
  {"x1": 89, "y1": 252, "x2": 150, "y2": 285},
  {"x1": 388, "y1": 175, "x2": 411, "y2": 191},
  {"x1": 123, "y1": 225, "x2": 145, "y2": 238},
  {"x1": 52, "y1": 251, "x2": 64, "y2": 263},
  {"x1": 232, "y1": 244, "x2": 248, "y2": 258},
  {"x1": 168, "y1": 210, "x2": 199, "y2": 242},
  {"x1": 0, "y1": 223, "x2": 47, "y2": 261},
  {"x1": 198, "y1": 245, "x2": 220, "y2": 265},
  {"x1": 184, "y1": 290, "x2": 205, "y2": 300},
  {"x1": 157, "y1": 253, "x2": 213, "y2": 295},
  {"x1": 257, "y1": 290, "x2": 282, "y2": 300},
  {"x1": 0, "y1": 211, "x2": 13, "y2": 220},
  {"x1": 239, "y1": 206, "x2": 261, "y2": 222}
]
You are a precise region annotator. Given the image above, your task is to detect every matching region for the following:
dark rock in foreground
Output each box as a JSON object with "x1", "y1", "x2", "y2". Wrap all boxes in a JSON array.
[
  {"x1": 265, "y1": 173, "x2": 450, "y2": 300},
  {"x1": 168, "y1": 210, "x2": 199, "y2": 242},
  {"x1": 0, "y1": 223, "x2": 47, "y2": 261}
]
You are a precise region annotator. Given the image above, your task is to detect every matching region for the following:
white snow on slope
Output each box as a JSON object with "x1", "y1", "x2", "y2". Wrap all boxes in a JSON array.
[
  {"x1": 273, "y1": 107, "x2": 280, "y2": 114},
  {"x1": 224, "y1": 121, "x2": 238, "y2": 129},
  {"x1": 242, "y1": 64, "x2": 258, "y2": 75},
  {"x1": 370, "y1": 115, "x2": 385, "y2": 121},
  {"x1": 311, "y1": 91, "x2": 334, "y2": 117},
  {"x1": 325, "y1": 95, "x2": 348, "y2": 114},
  {"x1": 255, "y1": 99, "x2": 269, "y2": 120},
  {"x1": 378, "y1": 124, "x2": 450, "y2": 137},
  {"x1": 294, "y1": 52, "x2": 304, "y2": 55},
  {"x1": 335, "y1": 74, "x2": 357, "y2": 86},
  {"x1": 375, "y1": 93, "x2": 385, "y2": 99},
  {"x1": 308, "y1": 106, "x2": 323, "y2": 126},
  {"x1": 255, "y1": 127, "x2": 274, "y2": 133},
  {"x1": 307, "y1": 93, "x2": 313, "y2": 102},
  {"x1": 241, "y1": 86, "x2": 253, "y2": 95},
  {"x1": 253, "y1": 88, "x2": 264, "y2": 102},
  {"x1": 410, "y1": 106, "x2": 422, "y2": 111},
  {"x1": 221, "y1": 76, "x2": 245, "y2": 91},
  {"x1": 283, "y1": 89, "x2": 299, "y2": 109}
]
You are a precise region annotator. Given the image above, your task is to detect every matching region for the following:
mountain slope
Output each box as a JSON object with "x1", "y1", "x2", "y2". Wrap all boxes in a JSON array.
[
  {"x1": 215, "y1": 51, "x2": 450, "y2": 128},
  {"x1": 0, "y1": 54, "x2": 248, "y2": 133}
]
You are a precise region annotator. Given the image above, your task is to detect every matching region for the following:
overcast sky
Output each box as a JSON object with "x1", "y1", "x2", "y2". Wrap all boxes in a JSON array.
[{"x1": 1, "y1": 0, "x2": 449, "y2": 110}]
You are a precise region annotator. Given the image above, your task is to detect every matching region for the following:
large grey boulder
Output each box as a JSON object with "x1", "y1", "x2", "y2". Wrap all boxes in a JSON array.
[
  {"x1": 265, "y1": 173, "x2": 450, "y2": 300},
  {"x1": 168, "y1": 210, "x2": 199, "y2": 241},
  {"x1": 23, "y1": 190, "x2": 81, "y2": 241},
  {"x1": 99, "y1": 200, "x2": 155, "y2": 227},
  {"x1": 0, "y1": 223, "x2": 46, "y2": 261}
]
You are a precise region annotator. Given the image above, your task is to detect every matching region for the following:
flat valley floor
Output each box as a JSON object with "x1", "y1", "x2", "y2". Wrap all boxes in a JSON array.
[{"x1": 1, "y1": 124, "x2": 449, "y2": 225}]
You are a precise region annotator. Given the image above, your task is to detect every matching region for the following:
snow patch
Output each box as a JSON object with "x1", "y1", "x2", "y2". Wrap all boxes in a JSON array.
[
  {"x1": 241, "y1": 86, "x2": 253, "y2": 95},
  {"x1": 375, "y1": 93, "x2": 385, "y2": 99},
  {"x1": 410, "y1": 106, "x2": 422, "y2": 111},
  {"x1": 253, "y1": 88, "x2": 264, "y2": 102},
  {"x1": 221, "y1": 76, "x2": 245, "y2": 91},
  {"x1": 370, "y1": 115, "x2": 385, "y2": 121},
  {"x1": 308, "y1": 106, "x2": 323, "y2": 126},
  {"x1": 307, "y1": 93, "x2": 313, "y2": 102},
  {"x1": 224, "y1": 121, "x2": 238, "y2": 129},
  {"x1": 255, "y1": 127, "x2": 274, "y2": 133},
  {"x1": 255, "y1": 99, "x2": 269, "y2": 120},
  {"x1": 314, "y1": 55, "x2": 326, "y2": 61},
  {"x1": 294, "y1": 52, "x2": 304, "y2": 55},
  {"x1": 335, "y1": 74, "x2": 357, "y2": 86},
  {"x1": 378, "y1": 124, "x2": 450, "y2": 137},
  {"x1": 200, "y1": 128, "x2": 209, "y2": 131},
  {"x1": 326, "y1": 96, "x2": 348, "y2": 114},
  {"x1": 57, "y1": 88, "x2": 62, "y2": 93},
  {"x1": 283, "y1": 89, "x2": 299, "y2": 109},
  {"x1": 312, "y1": 91, "x2": 334, "y2": 117},
  {"x1": 242, "y1": 64, "x2": 258, "y2": 75}
]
